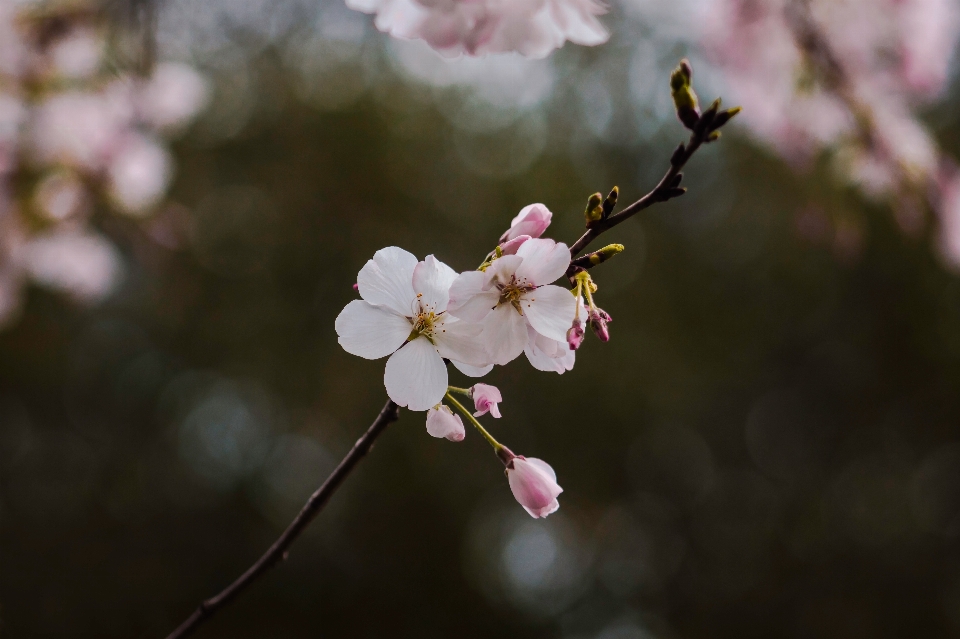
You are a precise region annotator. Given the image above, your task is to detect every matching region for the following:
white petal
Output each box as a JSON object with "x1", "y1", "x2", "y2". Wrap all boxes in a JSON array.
[
  {"x1": 335, "y1": 300, "x2": 411, "y2": 360},
  {"x1": 384, "y1": 336, "x2": 448, "y2": 411},
  {"x1": 482, "y1": 304, "x2": 528, "y2": 366},
  {"x1": 515, "y1": 238, "x2": 570, "y2": 285},
  {"x1": 522, "y1": 284, "x2": 576, "y2": 343},
  {"x1": 357, "y1": 246, "x2": 418, "y2": 316},
  {"x1": 523, "y1": 500, "x2": 560, "y2": 519},
  {"x1": 448, "y1": 270, "x2": 500, "y2": 322},
  {"x1": 484, "y1": 254, "x2": 523, "y2": 288},
  {"x1": 434, "y1": 317, "x2": 490, "y2": 366},
  {"x1": 524, "y1": 326, "x2": 575, "y2": 374},
  {"x1": 524, "y1": 457, "x2": 558, "y2": 483},
  {"x1": 412, "y1": 255, "x2": 458, "y2": 313},
  {"x1": 452, "y1": 360, "x2": 494, "y2": 377},
  {"x1": 426, "y1": 406, "x2": 465, "y2": 442}
]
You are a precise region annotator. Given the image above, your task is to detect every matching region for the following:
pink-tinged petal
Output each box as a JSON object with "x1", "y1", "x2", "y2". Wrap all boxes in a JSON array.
[
  {"x1": 471, "y1": 383, "x2": 502, "y2": 418},
  {"x1": 524, "y1": 325, "x2": 575, "y2": 374},
  {"x1": 357, "y1": 246, "x2": 418, "y2": 316},
  {"x1": 448, "y1": 270, "x2": 498, "y2": 322},
  {"x1": 482, "y1": 254, "x2": 524, "y2": 289},
  {"x1": 501, "y1": 203, "x2": 552, "y2": 242},
  {"x1": 433, "y1": 316, "x2": 490, "y2": 367},
  {"x1": 507, "y1": 456, "x2": 563, "y2": 519},
  {"x1": 482, "y1": 303, "x2": 528, "y2": 366},
  {"x1": 425, "y1": 406, "x2": 465, "y2": 442},
  {"x1": 515, "y1": 238, "x2": 570, "y2": 285},
  {"x1": 452, "y1": 360, "x2": 494, "y2": 378},
  {"x1": 499, "y1": 234, "x2": 530, "y2": 255},
  {"x1": 522, "y1": 284, "x2": 576, "y2": 343},
  {"x1": 412, "y1": 255, "x2": 458, "y2": 313},
  {"x1": 335, "y1": 300, "x2": 411, "y2": 360},
  {"x1": 384, "y1": 336, "x2": 448, "y2": 411}
]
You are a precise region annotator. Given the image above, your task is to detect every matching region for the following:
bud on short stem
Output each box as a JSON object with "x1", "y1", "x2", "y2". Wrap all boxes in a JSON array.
[{"x1": 584, "y1": 192, "x2": 603, "y2": 224}]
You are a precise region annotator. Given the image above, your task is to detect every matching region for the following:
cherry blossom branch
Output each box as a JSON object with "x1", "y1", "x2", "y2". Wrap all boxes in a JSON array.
[
  {"x1": 565, "y1": 61, "x2": 740, "y2": 272},
  {"x1": 165, "y1": 398, "x2": 401, "y2": 639}
]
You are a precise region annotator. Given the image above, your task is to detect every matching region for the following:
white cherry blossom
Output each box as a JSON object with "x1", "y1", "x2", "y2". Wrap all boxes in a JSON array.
[
  {"x1": 336, "y1": 247, "x2": 489, "y2": 411},
  {"x1": 346, "y1": 0, "x2": 608, "y2": 59},
  {"x1": 447, "y1": 238, "x2": 575, "y2": 366}
]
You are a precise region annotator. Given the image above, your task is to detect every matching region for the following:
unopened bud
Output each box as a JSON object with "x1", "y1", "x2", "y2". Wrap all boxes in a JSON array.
[
  {"x1": 710, "y1": 106, "x2": 741, "y2": 131},
  {"x1": 670, "y1": 59, "x2": 700, "y2": 130},
  {"x1": 602, "y1": 186, "x2": 619, "y2": 217},
  {"x1": 566, "y1": 318, "x2": 585, "y2": 351},
  {"x1": 584, "y1": 192, "x2": 603, "y2": 223},
  {"x1": 585, "y1": 243, "x2": 625, "y2": 266},
  {"x1": 588, "y1": 308, "x2": 612, "y2": 342}
]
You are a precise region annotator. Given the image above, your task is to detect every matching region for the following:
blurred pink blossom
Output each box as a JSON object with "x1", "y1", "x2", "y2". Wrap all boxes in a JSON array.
[
  {"x1": 346, "y1": 0, "x2": 608, "y2": 59},
  {"x1": 107, "y1": 134, "x2": 173, "y2": 215},
  {"x1": 0, "y1": 1, "x2": 208, "y2": 327},
  {"x1": 23, "y1": 230, "x2": 122, "y2": 302}
]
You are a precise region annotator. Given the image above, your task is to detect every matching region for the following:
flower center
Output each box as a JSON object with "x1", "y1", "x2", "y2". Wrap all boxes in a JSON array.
[
  {"x1": 497, "y1": 278, "x2": 534, "y2": 315},
  {"x1": 408, "y1": 297, "x2": 441, "y2": 342}
]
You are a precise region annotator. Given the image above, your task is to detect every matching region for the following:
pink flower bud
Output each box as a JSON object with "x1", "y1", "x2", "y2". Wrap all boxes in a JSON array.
[
  {"x1": 499, "y1": 203, "x2": 552, "y2": 243},
  {"x1": 470, "y1": 383, "x2": 502, "y2": 418},
  {"x1": 425, "y1": 405, "x2": 465, "y2": 442},
  {"x1": 499, "y1": 234, "x2": 530, "y2": 255},
  {"x1": 588, "y1": 308, "x2": 611, "y2": 342},
  {"x1": 566, "y1": 318, "x2": 584, "y2": 350},
  {"x1": 352, "y1": 283, "x2": 359, "y2": 291},
  {"x1": 506, "y1": 456, "x2": 562, "y2": 518}
]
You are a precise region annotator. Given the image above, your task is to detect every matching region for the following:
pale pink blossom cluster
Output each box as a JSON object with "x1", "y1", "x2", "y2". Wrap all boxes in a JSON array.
[
  {"x1": 700, "y1": 0, "x2": 960, "y2": 263},
  {"x1": 0, "y1": 1, "x2": 209, "y2": 326},
  {"x1": 345, "y1": 0, "x2": 609, "y2": 58},
  {"x1": 336, "y1": 203, "x2": 610, "y2": 517}
]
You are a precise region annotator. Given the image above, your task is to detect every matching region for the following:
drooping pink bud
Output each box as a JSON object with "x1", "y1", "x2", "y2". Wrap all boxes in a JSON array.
[
  {"x1": 588, "y1": 308, "x2": 611, "y2": 342},
  {"x1": 470, "y1": 383, "x2": 502, "y2": 418},
  {"x1": 499, "y1": 234, "x2": 530, "y2": 255},
  {"x1": 566, "y1": 318, "x2": 584, "y2": 350},
  {"x1": 499, "y1": 203, "x2": 552, "y2": 243},
  {"x1": 425, "y1": 405, "x2": 465, "y2": 442},
  {"x1": 352, "y1": 283, "x2": 359, "y2": 291},
  {"x1": 506, "y1": 456, "x2": 562, "y2": 519}
]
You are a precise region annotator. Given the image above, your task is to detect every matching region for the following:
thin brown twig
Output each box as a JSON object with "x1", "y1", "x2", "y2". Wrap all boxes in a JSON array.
[
  {"x1": 566, "y1": 108, "x2": 720, "y2": 270},
  {"x1": 165, "y1": 398, "x2": 401, "y2": 639}
]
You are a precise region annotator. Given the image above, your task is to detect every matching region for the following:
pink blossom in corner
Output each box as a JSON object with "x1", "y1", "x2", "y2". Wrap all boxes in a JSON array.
[
  {"x1": 500, "y1": 203, "x2": 552, "y2": 243},
  {"x1": 470, "y1": 383, "x2": 502, "y2": 418},
  {"x1": 506, "y1": 455, "x2": 562, "y2": 518},
  {"x1": 425, "y1": 405, "x2": 466, "y2": 441},
  {"x1": 346, "y1": 0, "x2": 608, "y2": 59}
]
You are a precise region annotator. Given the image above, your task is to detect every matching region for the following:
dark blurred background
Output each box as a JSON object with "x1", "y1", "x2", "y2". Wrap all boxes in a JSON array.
[{"x1": 3, "y1": 0, "x2": 960, "y2": 637}]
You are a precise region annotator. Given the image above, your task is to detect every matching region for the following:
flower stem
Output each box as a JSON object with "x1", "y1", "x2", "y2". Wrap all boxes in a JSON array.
[
  {"x1": 446, "y1": 385, "x2": 472, "y2": 396},
  {"x1": 445, "y1": 392, "x2": 502, "y2": 453}
]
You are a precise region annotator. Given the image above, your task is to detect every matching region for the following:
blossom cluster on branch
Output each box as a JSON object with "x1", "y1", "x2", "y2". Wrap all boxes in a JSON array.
[
  {"x1": 335, "y1": 206, "x2": 598, "y2": 518},
  {"x1": 0, "y1": 0, "x2": 209, "y2": 326}
]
